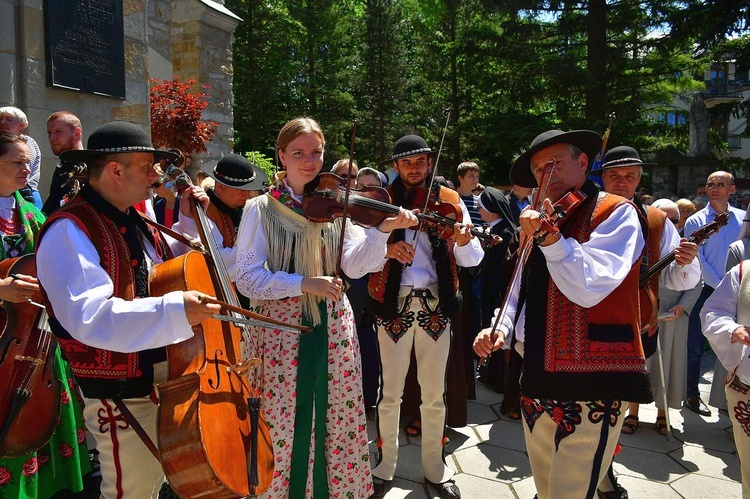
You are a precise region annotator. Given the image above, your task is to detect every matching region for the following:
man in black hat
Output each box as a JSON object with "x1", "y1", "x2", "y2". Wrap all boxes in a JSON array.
[
  {"x1": 474, "y1": 130, "x2": 652, "y2": 499},
  {"x1": 192, "y1": 154, "x2": 268, "y2": 285},
  {"x1": 592, "y1": 145, "x2": 699, "y2": 499},
  {"x1": 366, "y1": 134, "x2": 484, "y2": 499},
  {"x1": 35, "y1": 121, "x2": 220, "y2": 498}
]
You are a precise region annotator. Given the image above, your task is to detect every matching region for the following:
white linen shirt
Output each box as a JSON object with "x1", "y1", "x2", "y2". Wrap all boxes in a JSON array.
[
  {"x1": 657, "y1": 211, "x2": 702, "y2": 291},
  {"x1": 701, "y1": 264, "x2": 750, "y2": 385},
  {"x1": 361, "y1": 198, "x2": 484, "y2": 287},
  {"x1": 37, "y1": 217, "x2": 194, "y2": 353},
  {"x1": 492, "y1": 193, "x2": 645, "y2": 346}
]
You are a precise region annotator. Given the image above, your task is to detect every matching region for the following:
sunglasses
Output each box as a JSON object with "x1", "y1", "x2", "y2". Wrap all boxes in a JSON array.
[{"x1": 706, "y1": 182, "x2": 730, "y2": 188}]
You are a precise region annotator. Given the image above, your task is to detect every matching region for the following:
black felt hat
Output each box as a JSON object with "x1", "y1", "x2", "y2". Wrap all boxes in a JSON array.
[
  {"x1": 588, "y1": 145, "x2": 657, "y2": 176},
  {"x1": 379, "y1": 135, "x2": 436, "y2": 166},
  {"x1": 509, "y1": 130, "x2": 602, "y2": 188},
  {"x1": 201, "y1": 154, "x2": 268, "y2": 191},
  {"x1": 60, "y1": 121, "x2": 179, "y2": 165}
]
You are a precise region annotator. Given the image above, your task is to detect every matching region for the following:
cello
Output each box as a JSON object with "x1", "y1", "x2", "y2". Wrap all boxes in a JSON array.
[
  {"x1": 0, "y1": 254, "x2": 61, "y2": 457},
  {"x1": 151, "y1": 159, "x2": 282, "y2": 498}
]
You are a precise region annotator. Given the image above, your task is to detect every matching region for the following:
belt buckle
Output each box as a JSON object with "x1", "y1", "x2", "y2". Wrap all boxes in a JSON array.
[{"x1": 410, "y1": 288, "x2": 431, "y2": 298}]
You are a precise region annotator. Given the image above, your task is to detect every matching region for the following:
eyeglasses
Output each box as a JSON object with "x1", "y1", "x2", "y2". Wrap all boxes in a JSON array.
[
  {"x1": 668, "y1": 218, "x2": 679, "y2": 224},
  {"x1": 706, "y1": 182, "x2": 730, "y2": 188}
]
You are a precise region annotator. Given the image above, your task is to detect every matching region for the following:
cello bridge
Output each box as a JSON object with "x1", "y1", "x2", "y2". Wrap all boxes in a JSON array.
[
  {"x1": 14, "y1": 355, "x2": 43, "y2": 365},
  {"x1": 230, "y1": 358, "x2": 262, "y2": 376}
]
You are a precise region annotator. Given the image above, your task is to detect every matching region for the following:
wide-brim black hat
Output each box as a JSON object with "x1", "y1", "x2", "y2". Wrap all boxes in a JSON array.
[
  {"x1": 588, "y1": 145, "x2": 657, "y2": 176},
  {"x1": 60, "y1": 121, "x2": 179, "y2": 165},
  {"x1": 379, "y1": 134, "x2": 437, "y2": 166},
  {"x1": 201, "y1": 154, "x2": 268, "y2": 191},
  {"x1": 510, "y1": 130, "x2": 602, "y2": 188}
]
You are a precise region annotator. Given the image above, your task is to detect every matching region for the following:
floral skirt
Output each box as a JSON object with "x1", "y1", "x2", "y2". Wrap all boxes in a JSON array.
[{"x1": 0, "y1": 346, "x2": 90, "y2": 499}]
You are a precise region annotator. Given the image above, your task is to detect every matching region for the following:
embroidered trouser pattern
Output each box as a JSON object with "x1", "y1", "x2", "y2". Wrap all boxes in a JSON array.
[
  {"x1": 521, "y1": 397, "x2": 623, "y2": 499},
  {"x1": 372, "y1": 294, "x2": 453, "y2": 484},
  {"x1": 726, "y1": 382, "x2": 750, "y2": 499}
]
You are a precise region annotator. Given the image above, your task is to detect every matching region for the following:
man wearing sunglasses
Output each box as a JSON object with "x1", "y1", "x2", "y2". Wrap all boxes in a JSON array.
[{"x1": 683, "y1": 171, "x2": 745, "y2": 417}]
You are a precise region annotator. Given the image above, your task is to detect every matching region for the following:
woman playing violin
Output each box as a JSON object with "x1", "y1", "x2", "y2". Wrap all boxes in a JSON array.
[
  {"x1": 234, "y1": 117, "x2": 414, "y2": 498},
  {"x1": 0, "y1": 132, "x2": 90, "y2": 498}
]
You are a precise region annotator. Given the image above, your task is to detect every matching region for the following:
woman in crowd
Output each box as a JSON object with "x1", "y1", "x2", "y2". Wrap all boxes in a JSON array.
[
  {"x1": 0, "y1": 107, "x2": 41, "y2": 208},
  {"x1": 675, "y1": 198, "x2": 696, "y2": 237},
  {"x1": 0, "y1": 132, "x2": 90, "y2": 497},
  {"x1": 637, "y1": 199, "x2": 704, "y2": 435},
  {"x1": 234, "y1": 117, "x2": 414, "y2": 498}
]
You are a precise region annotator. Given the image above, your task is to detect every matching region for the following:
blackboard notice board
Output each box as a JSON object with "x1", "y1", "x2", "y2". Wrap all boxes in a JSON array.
[{"x1": 44, "y1": 0, "x2": 125, "y2": 99}]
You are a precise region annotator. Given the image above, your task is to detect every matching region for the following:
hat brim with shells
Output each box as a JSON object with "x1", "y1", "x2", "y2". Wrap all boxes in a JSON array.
[{"x1": 60, "y1": 121, "x2": 179, "y2": 166}]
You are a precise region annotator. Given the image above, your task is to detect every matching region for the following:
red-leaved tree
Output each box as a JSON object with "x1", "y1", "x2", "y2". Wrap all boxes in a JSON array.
[{"x1": 149, "y1": 77, "x2": 218, "y2": 155}]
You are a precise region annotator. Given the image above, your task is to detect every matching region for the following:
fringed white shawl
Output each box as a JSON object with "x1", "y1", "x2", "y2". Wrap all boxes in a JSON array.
[{"x1": 253, "y1": 193, "x2": 343, "y2": 326}]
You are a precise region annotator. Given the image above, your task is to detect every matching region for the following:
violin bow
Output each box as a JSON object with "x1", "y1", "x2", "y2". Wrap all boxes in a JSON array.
[
  {"x1": 479, "y1": 159, "x2": 557, "y2": 367},
  {"x1": 590, "y1": 112, "x2": 616, "y2": 173},
  {"x1": 334, "y1": 119, "x2": 358, "y2": 278},
  {"x1": 406, "y1": 109, "x2": 451, "y2": 260}
]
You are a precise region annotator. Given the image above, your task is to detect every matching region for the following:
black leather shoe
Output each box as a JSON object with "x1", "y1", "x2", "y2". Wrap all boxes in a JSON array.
[
  {"x1": 425, "y1": 478, "x2": 461, "y2": 499},
  {"x1": 371, "y1": 477, "x2": 391, "y2": 499},
  {"x1": 597, "y1": 484, "x2": 629, "y2": 499},
  {"x1": 684, "y1": 397, "x2": 711, "y2": 416}
]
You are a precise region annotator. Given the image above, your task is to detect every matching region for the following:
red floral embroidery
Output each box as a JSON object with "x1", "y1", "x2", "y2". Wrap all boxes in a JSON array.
[
  {"x1": 77, "y1": 429, "x2": 86, "y2": 444},
  {"x1": 37, "y1": 454, "x2": 51, "y2": 466},
  {"x1": 22, "y1": 457, "x2": 38, "y2": 476},
  {"x1": 61, "y1": 389, "x2": 70, "y2": 405},
  {"x1": 0, "y1": 467, "x2": 11, "y2": 485},
  {"x1": 59, "y1": 442, "x2": 73, "y2": 458}
]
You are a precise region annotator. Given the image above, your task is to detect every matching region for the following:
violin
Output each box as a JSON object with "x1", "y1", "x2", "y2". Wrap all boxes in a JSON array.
[
  {"x1": 302, "y1": 173, "x2": 500, "y2": 245},
  {"x1": 638, "y1": 211, "x2": 729, "y2": 333},
  {"x1": 0, "y1": 254, "x2": 61, "y2": 457},
  {"x1": 478, "y1": 178, "x2": 589, "y2": 367},
  {"x1": 531, "y1": 190, "x2": 587, "y2": 244}
]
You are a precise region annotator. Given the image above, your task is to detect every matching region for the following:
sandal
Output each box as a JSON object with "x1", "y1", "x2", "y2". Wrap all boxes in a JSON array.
[
  {"x1": 656, "y1": 416, "x2": 669, "y2": 436},
  {"x1": 406, "y1": 418, "x2": 421, "y2": 437},
  {"x1": 621, "y1": 415, "x2": 639, "y2": 435}
]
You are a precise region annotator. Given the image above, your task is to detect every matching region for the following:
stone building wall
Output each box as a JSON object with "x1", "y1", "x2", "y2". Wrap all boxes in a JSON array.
[{"x1": 0, "y1": 0, "x2": 239, "y2": 200}]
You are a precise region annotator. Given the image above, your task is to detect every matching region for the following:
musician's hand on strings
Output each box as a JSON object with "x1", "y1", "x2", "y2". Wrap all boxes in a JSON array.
[
  {"x1": 731, "y1": 326, "x2": 750, "y2": 346},
  {"x1": 674, "y1": 239, "x2": 698, "y2": 266},
  {"x1": 386, "y1": 242, "x2": 414, "y2": 264},
  {"x1": 301, "y1": 276, "x2": 344, "y2": 301},
  {"x1": 0, "y1": 274, "x2": 39, "y2": 303},
  {"x1": 377, "y1": 207, "x2": 419, "y2": 233},
  {"x1": 179, "y1": 185, "x2": 209, "y2": 218},
  {"x1": 183, "y1": 290, "x2": 221, "y2": 325},
  {"x1": 473, "y1": 327, "x2": 504, "y2": 358},
  {"x1": 453, "y1": 221, "x2": 473, "y2": 247}
]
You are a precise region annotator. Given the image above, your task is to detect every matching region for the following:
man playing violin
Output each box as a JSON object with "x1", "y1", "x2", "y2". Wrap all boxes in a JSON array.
[
  {"x1": 365, "y1": 135, "x2": 484, "y2": 499},
  {"x1": 592, "y1": 145, "x2": 700, "y2": 498},
  {"x1": 474, "y1": 130, "x2": 652, "y2": 499},
  {"x1": 192, "y1": 154, "x2": 267, "y2": 288},
  {"x1": 35, "y1": 121, "x2": 220, "y2": 499}
]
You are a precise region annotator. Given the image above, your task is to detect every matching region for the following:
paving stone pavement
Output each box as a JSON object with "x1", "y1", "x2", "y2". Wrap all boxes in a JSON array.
[{"x1": 367, "y1": 350, "x2": 742, "y2": 498}]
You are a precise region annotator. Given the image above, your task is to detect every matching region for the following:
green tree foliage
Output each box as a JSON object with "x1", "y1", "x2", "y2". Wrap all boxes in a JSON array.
[{"x1": 226, "y1": 0, "x2": 750, "y2": 185}]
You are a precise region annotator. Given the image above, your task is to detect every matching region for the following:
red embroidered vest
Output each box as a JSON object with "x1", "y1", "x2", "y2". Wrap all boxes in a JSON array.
[
  {"x1": 521, "y1": 190, "x2": 653, "y2": 403},
  {"x1": 38, "y1": 193, "x2": 172, "y2": 399}
]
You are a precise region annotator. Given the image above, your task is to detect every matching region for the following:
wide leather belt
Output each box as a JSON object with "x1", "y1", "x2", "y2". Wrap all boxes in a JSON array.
[{"x1": 409, "y1": 288, "x2": 433, "y2": 299}]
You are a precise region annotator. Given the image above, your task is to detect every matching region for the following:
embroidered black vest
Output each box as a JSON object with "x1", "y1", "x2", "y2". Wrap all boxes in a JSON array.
[
  {"x1": 521, "y1": 182, "x2": 653, "y2": 403},
  {"x1": 38, "y1": 186, "x2": 172, "y2": 399},
  {"x1": 366, "y1": 178, "x2": 461, "y2": 321}
]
